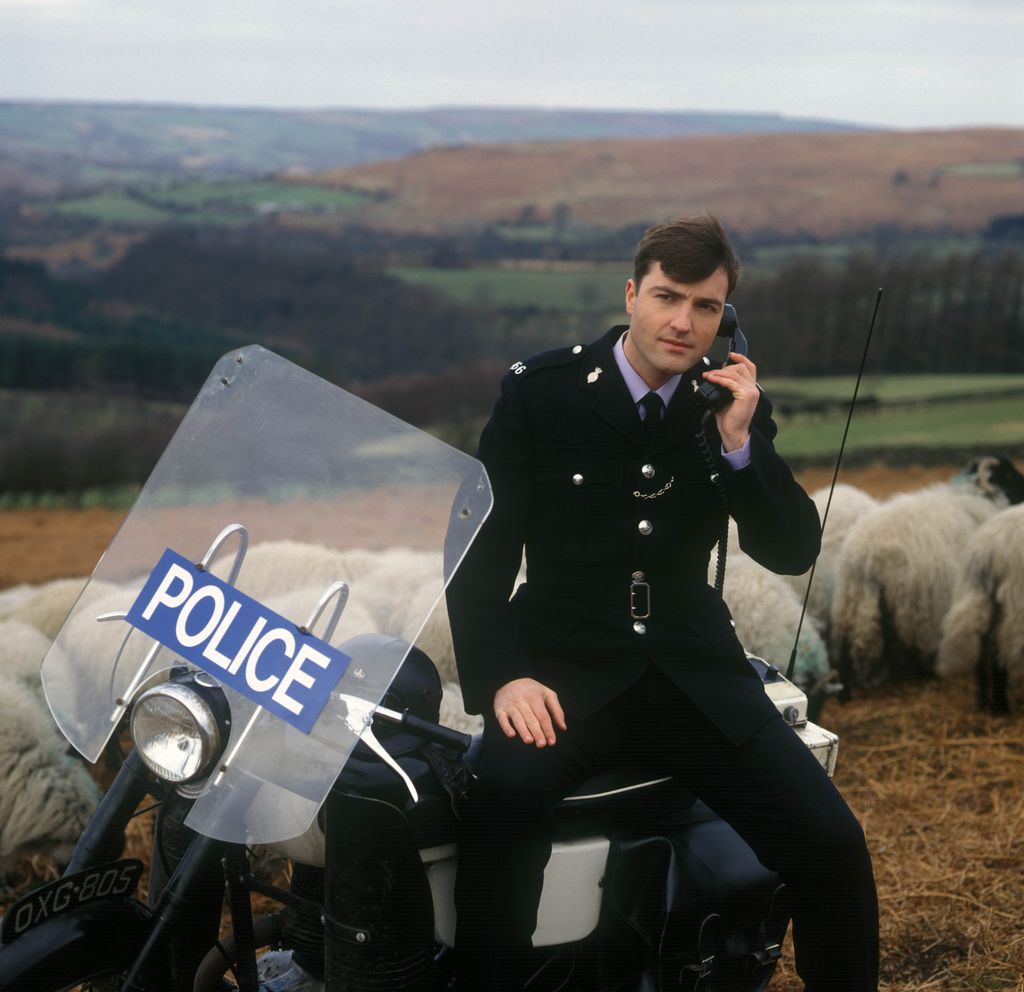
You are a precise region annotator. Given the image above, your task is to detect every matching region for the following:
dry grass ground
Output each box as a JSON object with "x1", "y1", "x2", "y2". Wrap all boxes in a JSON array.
[
  {"x1": 2, "y1": 462, "x2": 1022, "y2": 990},
  {"x1": 771, "y1": 680, "x2": 1024, "y2": 992},
  {"x1": 0, "y1": 506, "x2": 124, "y2": 587}
]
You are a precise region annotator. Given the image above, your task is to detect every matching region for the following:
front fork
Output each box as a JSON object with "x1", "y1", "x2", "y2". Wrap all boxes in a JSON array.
[
  {"x1": 66, "y1": 749, "x2": 154, "y2": 876},
  {"x1": 118, "y1": 831, "x2": 242, "y2": 992},
  {"x1": 65, "y1": 749, "x2": 252, "y2": 992}
]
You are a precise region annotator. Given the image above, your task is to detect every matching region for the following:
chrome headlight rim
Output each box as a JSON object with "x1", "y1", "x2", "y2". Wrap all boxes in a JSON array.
[{"x1": 130, "y1": 678, "x2": 224, "y2": 784}]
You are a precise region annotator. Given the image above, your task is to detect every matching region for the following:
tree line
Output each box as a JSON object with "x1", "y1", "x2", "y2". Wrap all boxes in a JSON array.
[
  {"x1": 730, "y1": 249, "x2": 1024, "y2": 377},
  {"x1": 2, "y1": 230, "x2": 1023, "y2": 495}
]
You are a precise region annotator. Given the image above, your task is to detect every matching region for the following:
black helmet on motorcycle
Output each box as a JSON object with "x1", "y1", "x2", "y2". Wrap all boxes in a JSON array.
[{"x1": 354, "y1": 643, "x2": 444, "y2": 759}]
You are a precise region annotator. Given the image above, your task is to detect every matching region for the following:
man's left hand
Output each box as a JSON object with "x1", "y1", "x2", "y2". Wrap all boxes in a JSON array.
[{"x1": 702, "y1": 352, "x2": 759, "y2": 452}]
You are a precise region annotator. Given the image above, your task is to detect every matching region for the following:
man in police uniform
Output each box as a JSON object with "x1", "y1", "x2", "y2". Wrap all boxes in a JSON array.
[{"x1": 447, "y1": 215, "x2": 878, "y2": 991}]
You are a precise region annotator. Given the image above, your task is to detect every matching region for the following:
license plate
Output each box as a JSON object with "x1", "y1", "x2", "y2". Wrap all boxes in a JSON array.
[{"x1": 1, "y1": 859, "x2": 143, "y2": 944}]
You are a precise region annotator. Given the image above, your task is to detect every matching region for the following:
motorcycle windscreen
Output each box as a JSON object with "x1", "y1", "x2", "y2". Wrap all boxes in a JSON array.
[{"x1": 41, "y1": 346, "x2": 491, "y2": 844}]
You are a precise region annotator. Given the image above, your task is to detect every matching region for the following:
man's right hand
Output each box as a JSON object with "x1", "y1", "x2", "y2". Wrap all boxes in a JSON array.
[{"x1": 494, "y1": 678, "x2": 567, "y2": 747}]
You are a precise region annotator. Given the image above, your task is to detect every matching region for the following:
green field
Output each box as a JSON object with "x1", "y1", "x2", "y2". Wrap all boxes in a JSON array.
[
  {"x1": 51, "y1": 191, "x2": 172, "y2": 225},
  {"x1": 768, "y1": 386, "x2": 1024, "y2": 459},
  {"x1": 148, "y1": 180, "x2": 368, "y2": 212},
  {"x1": 764, "y1": 374, "x2": 1024, "y2": 404},
  {"x1": 51, "y1": 180, "x2": 369, "y2": 226}
]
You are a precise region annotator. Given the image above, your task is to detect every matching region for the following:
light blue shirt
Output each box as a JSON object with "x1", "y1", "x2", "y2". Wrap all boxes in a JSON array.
[{"x1": 613, "y1": 332, "x2": 751, "y2": 470}]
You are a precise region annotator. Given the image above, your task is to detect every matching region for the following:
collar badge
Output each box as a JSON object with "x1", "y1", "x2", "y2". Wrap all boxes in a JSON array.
[{"x1": 586, "y1": 366, "x2": 603, "y2": 384}]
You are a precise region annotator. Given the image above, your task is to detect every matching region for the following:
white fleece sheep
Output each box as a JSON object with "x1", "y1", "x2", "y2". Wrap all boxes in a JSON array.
[
  {"x1": 0, "y1": 619, "x2": 52, "y2": 707},
  {"x1": 935, "y1": 503, "x2": 1024, "y2": 713},
  {"x1": 264, "y1": 585, "x2": 378, "y2": 649},
  {"x1": 0, "y1": 584, "x2": 37, "y2": 615},
  {"x1": 440, "y1": 680, "x2": 484, "y2": 736},
  {"x1": 830, "y1": 457, "x2": 1024, "y2": 690},
  {"x1": 780, "y1": 484, "x2": 881, "y2": 630},
  {"x1": 211, "y1": 541, "x2": 383, "y2": 602},
  {"x1": 714, "y1": 553, "x2": 832, "y2": 705},
  {"x1": 352, "y1": 549, "x2": 458, "y2": 682},
  {"x1": 0, "y1": 576, "x2": 87, "y2": 640},
  {"x1": 0, "y1": 674, "x2": 101, "y2": 866}
]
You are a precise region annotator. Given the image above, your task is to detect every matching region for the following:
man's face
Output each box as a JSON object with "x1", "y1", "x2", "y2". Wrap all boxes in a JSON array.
[{"x1": 623, "y1": 262, "x2": 729, "y2": 390}]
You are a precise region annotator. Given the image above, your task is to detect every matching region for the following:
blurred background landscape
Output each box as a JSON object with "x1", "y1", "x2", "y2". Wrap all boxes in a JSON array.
[{"x1": 2, "y1": 100, "x2": 1023, "y2": 504}]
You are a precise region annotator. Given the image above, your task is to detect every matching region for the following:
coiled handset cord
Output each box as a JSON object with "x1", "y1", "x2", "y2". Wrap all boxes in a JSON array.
[{"x1": 696, "y1": 415, "x2": 729, "y2": 596}]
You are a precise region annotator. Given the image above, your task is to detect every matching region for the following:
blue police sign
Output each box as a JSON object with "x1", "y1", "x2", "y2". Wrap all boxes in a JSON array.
[{"x1": 126, "y1": 549, "x2": 351, "y2": 733}]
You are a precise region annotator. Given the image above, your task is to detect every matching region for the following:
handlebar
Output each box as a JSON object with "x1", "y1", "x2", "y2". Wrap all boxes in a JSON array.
[{"x1": 372, "y1": 706, "x2": 473, "y2": 754}]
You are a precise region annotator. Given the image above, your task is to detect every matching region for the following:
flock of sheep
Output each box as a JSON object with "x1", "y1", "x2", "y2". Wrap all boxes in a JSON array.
[
  {"x1": 1, "y1": 453, "x2": 1022, "y2": 868},
  {"x1": 827, "y1": 455, "x2": 1024, "y2": 710},
  {"x1": 712, "y1": 454, "x2": 1024, "y2": 720}
]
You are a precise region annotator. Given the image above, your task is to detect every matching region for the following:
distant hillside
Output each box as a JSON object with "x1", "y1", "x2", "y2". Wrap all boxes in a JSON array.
[
  {"x1": 310, "y1": 128, "x2": 1024, "y2": 238},
  {"x1": 0, "y1": 101, "x2": 865, "y2": 187}
]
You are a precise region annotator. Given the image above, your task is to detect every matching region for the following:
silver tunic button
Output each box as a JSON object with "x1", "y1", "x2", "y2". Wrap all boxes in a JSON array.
[
  {"x1": 572, "y1": 345, "x2": 583, "y2": 354},
  {"x1": 572, "y1": 473, "x2": 584, "y2": 486},
  {"x1": 633, "y1": 621, "x2": 647, "y2": 635},
  {"x1": 638, "y1": 520, "x2": 653, "y2": 536},
  {"x1": 642, "y1": 463, "x2": 655, "y2": 479}
]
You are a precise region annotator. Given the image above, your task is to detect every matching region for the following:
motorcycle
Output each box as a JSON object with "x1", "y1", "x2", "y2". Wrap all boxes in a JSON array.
[{"x1": 0, "y1": 346, "x2": 839, "y2": 991}]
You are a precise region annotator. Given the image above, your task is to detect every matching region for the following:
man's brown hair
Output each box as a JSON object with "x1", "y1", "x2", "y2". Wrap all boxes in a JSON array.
[{"x1": 632, "y1": 214, "x2": 740, "y2": 295}]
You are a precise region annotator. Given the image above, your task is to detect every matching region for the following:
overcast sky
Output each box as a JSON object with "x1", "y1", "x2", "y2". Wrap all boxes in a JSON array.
[{"x1": 2, "y1": 0, "x2": 1021, "y2": 129}]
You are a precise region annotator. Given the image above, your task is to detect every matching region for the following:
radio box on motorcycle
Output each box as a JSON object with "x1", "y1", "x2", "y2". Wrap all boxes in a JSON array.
[{"x1": 754, "y1": 655, "x2": 840, "y2": 776}]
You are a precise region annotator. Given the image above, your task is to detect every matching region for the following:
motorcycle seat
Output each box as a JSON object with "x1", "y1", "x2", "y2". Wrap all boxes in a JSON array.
[
  {"x1": 555, "y1": 767, "x2": 708, "y2": 838},
  {"x1": 465, "y1": 735, "x2": 706, "y2": 839}
]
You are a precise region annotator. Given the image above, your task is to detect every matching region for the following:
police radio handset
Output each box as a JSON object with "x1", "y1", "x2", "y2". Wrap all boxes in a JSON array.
[{"x1": 694, "y1": 304, "x2": 749, "y2": 412}]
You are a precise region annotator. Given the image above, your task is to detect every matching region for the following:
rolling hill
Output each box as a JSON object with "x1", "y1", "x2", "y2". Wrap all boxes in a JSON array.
[
  {"x1": 0, "y1": 101, "x2": 864, "y2": 187},
  {"x1": 309, "y1": 128, "x2": 1024, "y2": 238}
]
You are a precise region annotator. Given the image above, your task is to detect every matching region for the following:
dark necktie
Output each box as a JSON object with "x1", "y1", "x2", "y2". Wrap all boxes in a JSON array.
[{"x1": 640, "y1": 391, "x2": 664, "y2": 443}]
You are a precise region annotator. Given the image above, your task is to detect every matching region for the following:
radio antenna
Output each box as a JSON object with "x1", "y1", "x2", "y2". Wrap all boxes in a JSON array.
[{"x1": 786, "y1": 288, "x2": 884, "y2": 683}]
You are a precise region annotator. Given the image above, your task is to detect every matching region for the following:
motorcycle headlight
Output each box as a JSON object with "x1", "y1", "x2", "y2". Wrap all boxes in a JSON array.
[{"x1": 130, "y1": 680, "x2": 223, "y2": 783}]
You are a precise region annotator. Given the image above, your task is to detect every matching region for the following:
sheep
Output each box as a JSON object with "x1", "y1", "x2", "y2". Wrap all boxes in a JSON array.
[
  {"x1": 440, "y1": 680, "x2": 484, "y2": 736},
  {"x1": 264, "y1": 585, "x2": 379, "y2": 650},
  {"x1": 0, "y1": 576, "x2": 87, "y2": 640},
  {"x1": 714, "y1": 553, "x2": 834, "y2": 718},
  {"x1": 935, "y1": 503, "x2": 1024, "y2": 713},
  {"x1": 781, "y1": 484, "x2": 881, "y2": 632},
  {"x1": 0, "y1": 620, "x2": 52, "y2": 707},
  {"x1": 0, "y1": 584, "x2": 37, "y2": 615},
  {"x1": 0, "y1": 673, "x2": 101, "y2": 868},
  {"x1": 830, "y1": 456, "x2": 1024, "y2": 692},
  {"x1": 211, "y1": 541, "x2": 384, "y2": 602},
  {"x1": 351, "y1": 549, "x2": 458, "y2": 682}
]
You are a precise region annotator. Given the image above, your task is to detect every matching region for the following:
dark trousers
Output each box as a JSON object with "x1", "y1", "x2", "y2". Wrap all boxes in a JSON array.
[{"x1": 454, "y1": 666, "x2": 879, "y2": 991}]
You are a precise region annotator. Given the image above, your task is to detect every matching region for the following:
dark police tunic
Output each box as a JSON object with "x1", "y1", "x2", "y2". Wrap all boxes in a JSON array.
[{"x1": 448, "y1": 325, "x2": 822, "y2": 745}]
